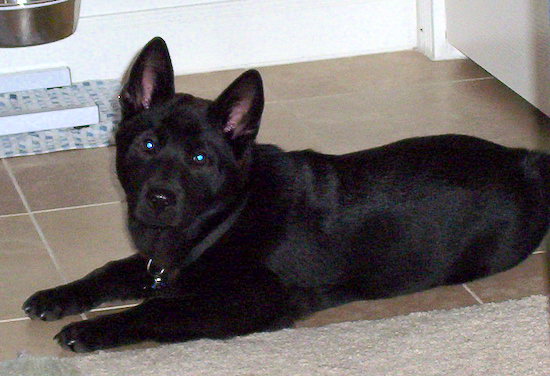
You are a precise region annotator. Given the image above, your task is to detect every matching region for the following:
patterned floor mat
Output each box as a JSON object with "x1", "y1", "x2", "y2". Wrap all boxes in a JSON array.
[{"x1": 0, "y1": 80, "x2": 121, "y2": 158}]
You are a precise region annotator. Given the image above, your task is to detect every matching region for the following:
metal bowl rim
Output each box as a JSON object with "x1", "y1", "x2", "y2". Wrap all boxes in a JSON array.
[{"x1": 0, "y1": 0, "x2": 72, "y2": 9}]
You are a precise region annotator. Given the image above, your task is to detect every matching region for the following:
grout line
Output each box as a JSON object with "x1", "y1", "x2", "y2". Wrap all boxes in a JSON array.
[
  {"x1": 0, "y1": 303, "x2": 141, "y2": 324},
  {"x1": 31, "y1": 201, "x2": 123, "y2": 215},
  {"x1": 89, "y1": 303, "x2": 140, "y2": 313},
  {"x1": 266, "y1": 76, "x2": 495, "y2": 105},
  {"x1": 0, "y1": 212, "x2": 28, "y2": 219},
  {"x1": 0, "y1": 317, "x2": 30, "y2": 324},
  {"x1": 462, "y1": 284, "x2": 484, "y2": 304},
  {"x1": 0, "y1": 201, "x2": 123, "y2": 220},
  {"x1": 443, "y1": 76, "x2": 494, "y2": 84},
  {"x1": 2, "y1": 159, "x2": 68, "y2": 284}
]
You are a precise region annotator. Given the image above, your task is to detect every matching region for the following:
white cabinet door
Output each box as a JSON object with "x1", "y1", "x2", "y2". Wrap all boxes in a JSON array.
[{"x1": 446, "y1": 0, "x2": 550, "y2": 116}]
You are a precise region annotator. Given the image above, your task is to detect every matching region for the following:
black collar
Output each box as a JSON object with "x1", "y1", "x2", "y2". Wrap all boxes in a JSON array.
[{"x1": 146, "y1": 194, "x2": 248, "y2": 289}]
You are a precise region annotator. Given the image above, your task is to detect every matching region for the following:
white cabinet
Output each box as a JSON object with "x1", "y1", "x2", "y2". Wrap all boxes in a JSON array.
[{"x1": 446, "y1": 0, "x2": 550, "y2": 116}]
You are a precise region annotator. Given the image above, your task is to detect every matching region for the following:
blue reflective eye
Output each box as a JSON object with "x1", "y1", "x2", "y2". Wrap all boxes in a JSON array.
[
  {"x1": 193, "y1": 153, "x2": 206, "y2": 163},
  {"x1": 145, "y1": 140, "x2": 155, "y2": 150}
]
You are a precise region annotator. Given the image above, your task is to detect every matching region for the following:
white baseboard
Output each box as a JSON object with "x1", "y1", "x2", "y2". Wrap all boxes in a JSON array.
[
  {"x1": 416, "y1": 0, "x2": 465, "y2": 61},
  {"x1": 0, "y1": 0, "x2": 416, "y2": 82}
]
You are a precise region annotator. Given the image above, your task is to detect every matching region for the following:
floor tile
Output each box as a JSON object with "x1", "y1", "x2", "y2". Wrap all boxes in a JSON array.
[
  {"x1": 260, "y1": 50, "x2": 491, "y2": 102},
  {"x1": 257, "y1": 102, "x2": 324, "y2": 151},
  {"x1": 465, "y1": 253, "x2": 548, "y2": 303},
  {"x1": 283, "y1": 78, "x2": 547, "y2": 155},
  {"x1": 0, "y1": 215, "x2": 63, "y2": 321},
  {"x1": 34, "y1": 203, "x2": 134, "y2": 283},
  {"x1": 174, "y1": 51, "x2": 491, "y2": 104},
  {"x1": 0, "y1": 318, "x2": 79, "y2": 361},
  {"x1": 296, "y1": 285, "x2": 479, "y2": 328},
  {"x1": 0, "y1": 162, "x2": 26, "y2": 216},
  {"x1": 6, "y1": 147, "x2": 122, "y2": 211}
]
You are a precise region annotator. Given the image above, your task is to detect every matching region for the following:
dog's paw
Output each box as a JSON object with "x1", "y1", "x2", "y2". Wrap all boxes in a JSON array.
[
  {"x1": 22, "y1": 288, "x2": 92, "y2": 321},
  {"x1": 55, "y1": 318, "x2": 127, "y2": 353}
]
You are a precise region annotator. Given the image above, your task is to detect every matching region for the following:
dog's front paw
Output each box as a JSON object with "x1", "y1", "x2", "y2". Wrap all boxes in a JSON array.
[
  {"x1": 54, "y1": 321, "x2": 102, "y2": 353},
  {"x1": 23, "y1": 287, "x2": 93, "y2": 321},
  {"x1": 55, "y1": 316, "x2": 129, "y2": 353}
]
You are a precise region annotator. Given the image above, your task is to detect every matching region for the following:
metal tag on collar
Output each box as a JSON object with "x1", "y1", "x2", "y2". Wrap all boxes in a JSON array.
[{"x1": 147, "y1": 259, "x2": 167, "y2": 289}]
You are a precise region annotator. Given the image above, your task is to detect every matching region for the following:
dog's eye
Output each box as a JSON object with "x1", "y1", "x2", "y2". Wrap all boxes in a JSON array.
[
  {"x1": 192, "y1": 153, "x2": 207, "y2": 165},
  {"x1": 144, "y1": 139, "x2": 156, "y2": 152}
]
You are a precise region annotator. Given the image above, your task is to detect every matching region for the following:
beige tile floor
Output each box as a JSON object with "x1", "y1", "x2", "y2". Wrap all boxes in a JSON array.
[{"x1": 0, "y1": 50, "x2": 548, "y2": 361}]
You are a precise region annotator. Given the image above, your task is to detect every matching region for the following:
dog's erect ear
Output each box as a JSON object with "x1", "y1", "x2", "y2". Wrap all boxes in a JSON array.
[
  {"x1": 208, "y1": 70, "x2": 264, "y2": 147},
  {"x1": 119, "y1": 37, "x2": 175, "y2": 118}
]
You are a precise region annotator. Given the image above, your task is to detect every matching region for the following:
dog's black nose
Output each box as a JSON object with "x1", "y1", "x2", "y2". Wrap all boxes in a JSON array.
[{"x1": 146, "y1": 188, "x2": 176, "y2": 210}]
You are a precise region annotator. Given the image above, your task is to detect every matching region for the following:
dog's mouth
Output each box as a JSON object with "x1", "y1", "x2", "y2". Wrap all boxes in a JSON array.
[
  {"x1": 128, "y1": 219, "x2": 188, "y2": 275},
  {"x1": 134, "y1": 207, "x2": 182, "y2": 228},
  {"x1": 131, "y1": 192, "x2": 249, "y2": 273}
]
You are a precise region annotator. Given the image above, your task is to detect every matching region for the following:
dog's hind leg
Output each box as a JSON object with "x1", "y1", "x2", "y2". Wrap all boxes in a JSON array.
[{"x1": 22, "y1": 255, "x2": 151, "y2": 321}]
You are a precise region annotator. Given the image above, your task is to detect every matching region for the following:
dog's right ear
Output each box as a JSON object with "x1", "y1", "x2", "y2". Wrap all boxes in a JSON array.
[{"x1": 119, "y1": 37, "x2": 175, "y2": 118}]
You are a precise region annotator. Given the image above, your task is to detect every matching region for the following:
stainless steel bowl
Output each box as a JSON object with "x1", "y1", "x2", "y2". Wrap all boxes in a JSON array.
[{"x1": 0, "y1": 0, "x2": 81, "y2": 47}]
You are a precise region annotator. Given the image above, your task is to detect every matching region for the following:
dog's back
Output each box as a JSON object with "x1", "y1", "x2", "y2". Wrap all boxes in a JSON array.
[{"x1": 247, "y1": 135, "x2": 549, "y2": 306}]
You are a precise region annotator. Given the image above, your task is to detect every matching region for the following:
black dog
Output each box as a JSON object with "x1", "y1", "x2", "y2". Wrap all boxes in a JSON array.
[{"x1": 23, "y1": 37, "x2": 549, "y2": 352}]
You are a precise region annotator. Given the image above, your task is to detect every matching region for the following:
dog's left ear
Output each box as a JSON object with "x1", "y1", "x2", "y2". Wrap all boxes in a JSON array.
[
  {"x1": 119, "y1": 37, "x2": 175, "y2": 118},
  {"x1": 208, "y1": 70, "x2": 264, "y2": 151}
]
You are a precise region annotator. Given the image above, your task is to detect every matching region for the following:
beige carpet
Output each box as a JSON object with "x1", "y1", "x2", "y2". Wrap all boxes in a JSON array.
[{"x1": 1, "y1": 295, "x2": 548, "y2": 376}]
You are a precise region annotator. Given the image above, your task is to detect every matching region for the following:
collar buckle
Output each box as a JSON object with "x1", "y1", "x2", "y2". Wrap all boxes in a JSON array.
[{"x1": 146, "y1": 259, "x2": 167, "y2": 289}]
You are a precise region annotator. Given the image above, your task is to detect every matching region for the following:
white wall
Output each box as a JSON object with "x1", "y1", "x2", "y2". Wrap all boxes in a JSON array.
[
  {"x1": 0, "y1": 0, "x2": 417, "y2": 82},
  {"x1": 79, "y1": 0, "x2": 218, "y2": 17}
]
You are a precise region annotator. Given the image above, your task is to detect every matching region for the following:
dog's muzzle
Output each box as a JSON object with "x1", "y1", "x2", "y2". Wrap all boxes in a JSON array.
[
  {"x1": 146, "y1": 188, "x2": 177, "y2": 213},
  {"x1": 135, "y1": 186, "x2": 183, "y2": 227}
]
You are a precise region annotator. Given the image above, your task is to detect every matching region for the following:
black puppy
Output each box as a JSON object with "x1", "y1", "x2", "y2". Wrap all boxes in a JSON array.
[{"x1": 23, "y1": 38, "x2": 549, "y2": 352}]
